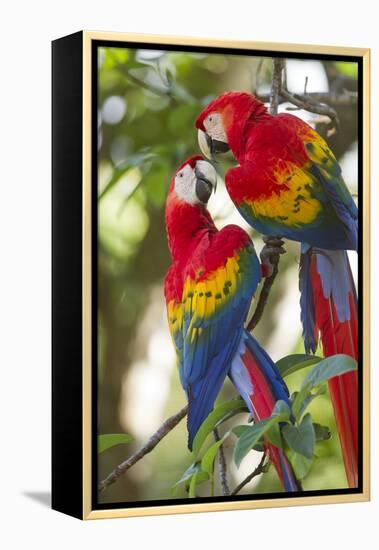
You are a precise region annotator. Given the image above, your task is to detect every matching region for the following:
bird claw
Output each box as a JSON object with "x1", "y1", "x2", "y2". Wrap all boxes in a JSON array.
[{"x1": 260, "y1": 235, "x2": 286, "y2": 277}]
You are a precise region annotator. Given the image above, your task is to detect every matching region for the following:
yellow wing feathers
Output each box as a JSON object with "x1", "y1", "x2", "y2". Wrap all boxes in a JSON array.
[{"x1": 247, "y1": 161, "x2": 322, "y2": 226}]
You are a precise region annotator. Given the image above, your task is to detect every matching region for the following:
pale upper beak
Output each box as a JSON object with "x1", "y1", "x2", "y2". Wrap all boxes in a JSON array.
[
  {"x1": 198, "y1": 128, "x2": 230, "y2": 160},
  {"x1": 197, "y1": 129, "x2": 213, "y2": 160}
]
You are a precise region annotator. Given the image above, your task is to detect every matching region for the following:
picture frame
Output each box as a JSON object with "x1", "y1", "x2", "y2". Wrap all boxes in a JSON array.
[{"x1": 52, "y1": 30, "x2": 370, "y2": 520}]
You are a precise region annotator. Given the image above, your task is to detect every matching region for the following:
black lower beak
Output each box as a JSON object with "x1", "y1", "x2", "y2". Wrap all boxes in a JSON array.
[
  {"x1": 210, "y1": 138, "x2": 230, "y2": 155},
  {"x1": 195, "y1": 177, "x2": 213, "y2": 204},
  {"x1": 198, "y1": 129, "x2": 230, "y2": 160}
]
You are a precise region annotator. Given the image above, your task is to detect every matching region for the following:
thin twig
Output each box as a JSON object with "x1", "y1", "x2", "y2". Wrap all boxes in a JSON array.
[
  {"x1": 256, "y1": 90, "x2": 357, "y2": 106},
  {"x1": 231, "y1": 454, "x2": 268, "y2": 495},
  {"x1": 247, "y1": 262, "x2": 279, "y2": 332},
  {"x1": 98, "y1": 405, "x2": 188, "y2": 493},
  {"x1": 304, "y1": 76, "x2": 309, "y2": 95},
  {"x1": 258, "y1": 63, "x2": 340, "y2": 130},
  {"x1": 125, "y1": 71, "x2": 172, "y2": 99},
  {"x1": 213, "y1": 428, "x2": 230, "y2": 496},
  {"x1": 280, "y1": 89, "x2": 340, "y2": 128}
]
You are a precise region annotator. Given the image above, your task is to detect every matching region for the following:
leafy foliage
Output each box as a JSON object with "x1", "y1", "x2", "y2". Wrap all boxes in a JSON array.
[
  {"x1": 98, "y1": 433, "x2": 133, "y2": 454},
  {"x1": 173, "y1": 353, "x2": 357, "y2": 497},
  {"x1": 192, "y1": 397, "x2": 246, "y2": 458},
  {"x1": 276, "y1": 354, "x2": 322, "y2": 378},
  {"x1": 232, "y1": 354, "x2": 357, "y2": 480}
]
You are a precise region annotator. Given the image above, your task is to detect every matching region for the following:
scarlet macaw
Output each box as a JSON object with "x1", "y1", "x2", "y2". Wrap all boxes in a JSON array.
[
  {"x1": 164, "y1": 155, "x2": 301, "y2": 492},
  {"x1": 196, "y1": 91, "x2": 358, "y2": 488}
]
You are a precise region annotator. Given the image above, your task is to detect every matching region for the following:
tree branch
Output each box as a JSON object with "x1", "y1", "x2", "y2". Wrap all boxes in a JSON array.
[
  {"x1": 98, "y1": 405, "x2": 188, "y2": 493},
  {"x1": 257, "y1": 90, "x2": 357, "y2": 107},
  {"x1": 213, "y1": 428, "x2": 230, "y2": 496},
  {"x1": 247, "y1": 262, "x2": 279, "y2": 332},
  {"x1": 231, "y1": 454, "x2": 268, "y2": 496},
  {"x1": 280, "y1": 89, "x2": 339, "y2": 128},
  {"x1": 125, "y1": 71, "x2": 176, "y2": 101},
  {"x1": 247, "y1": 59, "x2": 284, "y2": 332},
  {"x1": 269, "y1": 58, "x2": 284, "y2": 116}
]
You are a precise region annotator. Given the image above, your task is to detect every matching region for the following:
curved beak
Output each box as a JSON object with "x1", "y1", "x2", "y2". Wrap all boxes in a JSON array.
[
  {"x1": 198, "y1": 129, "x2": 230, "y2": 161},
  {"x1": 195, "y1": 160, "x2": 217, "y2": 203},
  {"x1": 198, "y1": 129, "x2": 213, "y2": 160}
]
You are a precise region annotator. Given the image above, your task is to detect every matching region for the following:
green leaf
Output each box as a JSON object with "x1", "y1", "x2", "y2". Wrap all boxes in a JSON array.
[
  {"x1": 171, "y1": 463, "x2": 198, "y2": 489},
  {"x1": 297, "y1": 386, "x2": 327, "y2": 418},
  {"x1": 276, "y1": 354, "x2": 322, "y2": 378},
  {"x1": 201, "y1": 437, "x2": 227, "y2": 474},
  {"x1": 187, "y1": 468, "x2": 209, "y2": 498},
  {"x1": 98, "y1": 433, "x2": 133, "y2": 453},
  {"x1": 282, "y1": 413, "x2": 315, "y2": 459},
  {"x1": 234, "y1": 417, "x2": 278, "y2": 468},
  {"x1": 233, "y1": 400, "x2": 291, "y2": 467},
  {"x1": 99, "y1": 151, "x2": 156, "y2": 200},
  {"x1": 232, "y1": 426, "x2": 265, "y2": 451},
  {"x1": 271, "y1": 399, "x2": 292, "y2": 421},
  {"x1": 192, "y1": 398, "x2": 246, "y2": 458},
  {"x1": 171, "y1": 463, "x2": 209, "y2": 496},
  {"x1": 313, "y1": 423, "x2": 332, "y2": 442},
  {"x1": 292, "y1": 387, "x2": 312, "y2": 420},
  {"x1": 189, "y1": 471, "x2": 199, "y2": 498},
  {"x1": 101, "y1": 47, "x2": 130, "y2": 70},
  {"x1": 290, "y1": 451, "x2": 313, "y2": 480},
  {"x1": 291, "y1": 355, "x2": 356, "y2": 420},
  {"x1": 301, "y1": 354, "x2": 357, "y2": 390},
  {"x1": 266, "y1": 423, "x2": 283, "y2": 449},
  {"x1": 232, "y1": 425, "x2": 251, "y2": 438},
  {"x1": 335, "y1": 61, "x2": 358, "y2": 78}
]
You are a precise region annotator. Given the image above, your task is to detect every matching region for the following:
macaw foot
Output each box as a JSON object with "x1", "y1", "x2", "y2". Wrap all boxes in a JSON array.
[{"x1": 260, "y1": 235, "x2": 286, "y2": 278}]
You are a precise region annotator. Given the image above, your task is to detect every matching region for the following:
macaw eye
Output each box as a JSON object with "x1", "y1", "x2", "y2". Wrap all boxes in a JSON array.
[
  {"x1": 179, "y1": 172, "x2": 183, "y2": 178},
  {"x1": 208, "y1": 116, "x2": 213, "y2": 122}
]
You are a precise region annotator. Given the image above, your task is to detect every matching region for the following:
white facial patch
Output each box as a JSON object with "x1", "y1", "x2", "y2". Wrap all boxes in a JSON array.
[
  {"x1": 203, "y1": 112, "x2": 228, "y2": 143},
  {"x1": 174, "y1": 163, "x2": 199, "y2": 205}
]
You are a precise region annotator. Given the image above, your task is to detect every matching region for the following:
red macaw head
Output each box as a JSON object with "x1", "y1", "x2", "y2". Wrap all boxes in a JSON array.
[
  {"x1": 165, "y1": 156, "x2": 218, "y2": 256},
  {"x1": 167, "y1": 155, "x2": 217, "y2": 207},
  {"x1": 195, "y1": 91, "x2": 268, "y2": 159}
]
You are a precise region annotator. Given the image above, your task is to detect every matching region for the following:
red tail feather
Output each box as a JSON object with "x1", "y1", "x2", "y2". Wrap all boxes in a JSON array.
[
  {"x1": 310, "y1": 254, "x2": 358, "y2": 488},
  {"x1": 241, "y1": 349, "x2": 300, "y2": 492}
]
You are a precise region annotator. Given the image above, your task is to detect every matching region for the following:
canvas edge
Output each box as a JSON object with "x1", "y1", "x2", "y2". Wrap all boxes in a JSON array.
[{"x1": 81, "y1": 31, "x2": 371, "y2": 520}]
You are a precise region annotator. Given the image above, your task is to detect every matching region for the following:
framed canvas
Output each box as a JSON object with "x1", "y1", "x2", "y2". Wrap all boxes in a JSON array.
[{"x1": 52, "y1": 31, "x2": 370, "y2": 520}]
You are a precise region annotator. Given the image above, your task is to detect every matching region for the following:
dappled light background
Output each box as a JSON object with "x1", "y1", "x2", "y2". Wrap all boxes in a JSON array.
[{"x1": 97, "y1": 46, "x2": 358, "y2": 503}]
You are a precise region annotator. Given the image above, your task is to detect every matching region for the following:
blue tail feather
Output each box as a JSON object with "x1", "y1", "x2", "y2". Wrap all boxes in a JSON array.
[
  {"x1": 299, "y1": 247, "x2": 317, "y2": 354},
  {"x1": 299, "y1": 246, "x2": 357, "y2": 354}
]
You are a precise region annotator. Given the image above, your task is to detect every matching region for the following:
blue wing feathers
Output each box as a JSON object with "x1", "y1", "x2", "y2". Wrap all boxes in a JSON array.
[
  {"x1": 309, "y1": 164, "x2": 357, "y2": 251},
  {"x1": 299, "y1": 249, "x2": 318, "y2": 354},
  {"x1": 243, "y1": 331, "x2": 290, "y2": 403},
  {"x1": 187, "y1": 326, "x2": 245, "y2": 449},
  {"x1": 182, "y1": 239, "x2": 262, "y2": 449}
]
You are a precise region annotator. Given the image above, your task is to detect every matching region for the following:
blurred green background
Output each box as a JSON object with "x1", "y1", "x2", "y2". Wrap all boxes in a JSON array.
[{"x1": 97, "y1": 46, "x2": 358, "y2": 504}]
